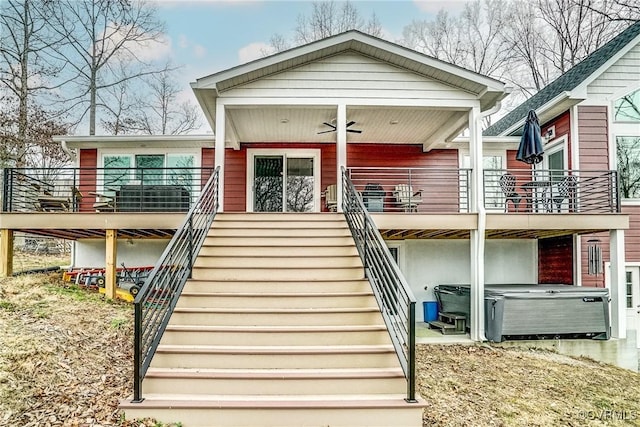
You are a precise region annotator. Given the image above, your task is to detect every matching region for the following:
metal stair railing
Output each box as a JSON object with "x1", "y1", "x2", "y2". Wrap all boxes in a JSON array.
[
  {"x1": 132, "y1": 167, "x2": 220, "y2": 402},
  {"x1": 341, "y1": 168, "x2": 418, "y2": 403}
]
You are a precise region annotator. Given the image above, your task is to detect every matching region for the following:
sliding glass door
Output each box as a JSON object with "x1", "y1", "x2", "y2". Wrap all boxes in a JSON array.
[{"x1": 251, "y1": 151, "x2": 319, "y2": 212}]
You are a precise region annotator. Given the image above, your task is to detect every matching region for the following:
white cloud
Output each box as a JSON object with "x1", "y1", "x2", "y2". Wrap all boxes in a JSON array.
[
  {"x1": 413, "y1": 0, "x2": 467, "y2": 14},
  {"x1": 193, "y1": 44, "x2": 207, "y2": 58},
  {"x1": 133, "y1": 34, "x2": 173, "y2": 62},
  {"x1": 238, "y1": 42, "x2": 271, "y2": 64},
  {"x1": 178, "y1": 34, "x2": 189, "y2": 49}
]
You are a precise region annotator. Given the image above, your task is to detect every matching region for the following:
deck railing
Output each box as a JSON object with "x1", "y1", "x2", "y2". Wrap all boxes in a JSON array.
[
  {"x1": 483, "y1": 169, "x2": 620, "y2": 213},
  {"x1": 2, "y1": 167, "x2": 215, "y2": 213},
  {"x1": 347, "y1": 167, "x2": 471, "y2": 213},
  {"x1": 341, "y1": 168, "x2": 417, "y2": 403},
  {"x1": 132, "y1": 167, "x2": 220, "y2": 402}
]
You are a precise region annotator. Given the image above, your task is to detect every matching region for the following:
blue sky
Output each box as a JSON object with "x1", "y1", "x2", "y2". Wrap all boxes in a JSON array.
[{"x1": 152, "y1": 1, "x2": 466, "y2": 94}]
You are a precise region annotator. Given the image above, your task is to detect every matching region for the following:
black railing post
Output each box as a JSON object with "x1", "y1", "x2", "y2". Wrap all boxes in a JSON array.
[
  {"x1": 188, "y1": 216, "x2": 194, "y2": 278},
  {"x1": 406, "y1": 300, "x2": 417, "y2": 403},
  {"x1": 132, "y1": 302, "x2": 143, "y2": 402},
  {"x1": 2, "y1": 169, "x2": 9, "y2": 212}
]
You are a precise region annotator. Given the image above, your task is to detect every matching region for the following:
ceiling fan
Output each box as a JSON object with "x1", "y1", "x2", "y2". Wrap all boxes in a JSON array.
[{"x1": 317, "y1": 120, "x2": 362, "y2": 134}]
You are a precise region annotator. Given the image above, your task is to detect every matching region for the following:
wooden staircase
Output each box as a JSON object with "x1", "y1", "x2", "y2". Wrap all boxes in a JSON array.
[{"x1": 120, "y1": 212, "x2": 425, "y2": 426}]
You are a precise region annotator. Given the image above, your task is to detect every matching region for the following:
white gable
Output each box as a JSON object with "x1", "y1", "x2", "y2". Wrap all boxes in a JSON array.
[
  {"x1": 221, "y1": 52, "x2": 477, "y2": 103},
  {"x1": 587, "y1": 43, "x2": 640, "y2": 99}
]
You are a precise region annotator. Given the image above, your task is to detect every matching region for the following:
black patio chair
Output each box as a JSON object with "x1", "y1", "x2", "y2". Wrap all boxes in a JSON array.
[{"x1": 499, "y1": 173, "x2": 522, "y2": 212}]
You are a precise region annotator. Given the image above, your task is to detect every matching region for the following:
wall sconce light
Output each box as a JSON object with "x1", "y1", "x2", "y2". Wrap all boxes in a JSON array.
[
  {"x1": 587, "y1": 238, "x2": 602, "y2": 276},
  {"x1": 543, "y1": 126, "x2": 556, "y2": 143}
]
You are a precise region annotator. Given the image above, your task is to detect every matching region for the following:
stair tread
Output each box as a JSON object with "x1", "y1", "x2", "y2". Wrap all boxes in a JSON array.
[
  {"x1": 156, "y1": 344, "x2": 395, "y2": 354},
  {"x1": 120, "y1": 393, "x2": 426, "y2": 409},
  {"x1": 428, "y1": 321, "x2": 457, "y2": 329},
  {"x1": 146, "y1": 367, "x2": 405, "y2": 379},
  {"x1": 180, "y1": 291, "x2": 374, "y2": 297},
  {"x1": 166, "y1": 324, "x2": 387, "y2": 332},
  {"x1": 173, "y1": 307, "x2": 380, "y2": 313}
]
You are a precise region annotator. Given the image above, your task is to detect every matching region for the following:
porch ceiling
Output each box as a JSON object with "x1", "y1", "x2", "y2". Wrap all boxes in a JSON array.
[{"x1": 226, "y1": 106, "x2": 467, "y2": 146}]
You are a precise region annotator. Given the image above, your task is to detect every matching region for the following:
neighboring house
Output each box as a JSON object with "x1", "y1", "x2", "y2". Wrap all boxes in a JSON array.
[
  {"x1": 485, "y1": 20, "x2": 640, "y2": 336},
  {"x1": 0, "y1": 29, "x2": 630, "y2": 343}
]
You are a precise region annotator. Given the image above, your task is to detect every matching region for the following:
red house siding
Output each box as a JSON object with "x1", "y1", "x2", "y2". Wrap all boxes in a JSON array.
[
  {"x1": 79, "y1": 149, "x2": 98, "y2": 212},
  {"x1": 577, "y1": 106, "x2": 609, "y2": 171},
  {"x1": 581, "y1": 232, "x2": 610, "y2": 288},
  {"x1": 623, "y1": 206, "x2": 640, "y2": 263},
  {"x1": 539, "y1": 236, "x2": 574, "y2": 285},
  {"x1": 541, "y1": 110, "x2": 572, "y2": 169},
  {"x1": 219, "y1": 143, "x2": 457, "y2": 212}
]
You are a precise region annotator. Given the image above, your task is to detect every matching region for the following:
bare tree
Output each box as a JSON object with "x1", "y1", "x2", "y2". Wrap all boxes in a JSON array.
[
  {"x1": 0, "y1": 0, "x2": 66, "y2": 167},
  {"x1": 536, "y1": 0, "x2": 626, "y2": 74},
  {"x1": 501, "y1": 1, "x2": 554, "y2": 94},
  {"x1": 0, "y1": 98, "x2": 69, "y2": 169},
  {"x1": 581, "y1": 0, "x2": 640, "y2": 22},
  {"x1": 102, "y1": 65, "x2": 202, "y2": 135},
  {"x1": 43, "y1": 0, "x2": 166, "y2": 135},
  {"x1": 267, "y1": 0, "x2": 382, "y2": 54},
  {"x1": 401, "y1": 0, "x2": 513, "y2": 76}
]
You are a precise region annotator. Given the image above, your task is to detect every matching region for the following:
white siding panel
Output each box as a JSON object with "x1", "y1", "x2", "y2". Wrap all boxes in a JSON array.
[
  {"x1": 587, "y1": 44, "x2": 640, "y2": 98},
  {"x1": 222, "y1": 52, "x2": 475, "y2": 102}
]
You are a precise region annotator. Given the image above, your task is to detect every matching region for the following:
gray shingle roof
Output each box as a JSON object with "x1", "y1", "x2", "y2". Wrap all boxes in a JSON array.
[{"x1": 484, "y1": 20, "x2": 640, "y2": 136}]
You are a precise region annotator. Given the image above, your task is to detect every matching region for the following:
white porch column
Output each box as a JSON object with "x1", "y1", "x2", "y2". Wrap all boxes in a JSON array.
[
  {"x1": 609, "y1": 228, "x2": 626, "y2": 339},
  {"x1": 469, "y1": 106, "x2": 486, "y2": 341},
  {"x1": 215, "y1": 101, "x2": 226, "y2": 211},
  {"x1": 336, "y1": 104, "x2": 347, "y2": 212}
]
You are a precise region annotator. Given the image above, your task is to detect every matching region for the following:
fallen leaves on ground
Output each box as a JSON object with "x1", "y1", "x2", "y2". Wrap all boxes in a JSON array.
[{"x1": 417, "y1": 344, "x2": 640, "y2": 426}]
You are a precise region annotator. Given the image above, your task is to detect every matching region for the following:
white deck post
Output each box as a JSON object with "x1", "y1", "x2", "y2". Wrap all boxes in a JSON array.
[
  {"x1": 609, "y1": 228, "x2": 626, "y2": 339},
  {"x1": 469, "y1": 106, "x2": 486, "y2": 341},
  {"x1": 336, "y1": 104, "x2": 347, "y2": 212},
  {"x1": 215, "y1": 101, "x2": 226, "y2": 211}
]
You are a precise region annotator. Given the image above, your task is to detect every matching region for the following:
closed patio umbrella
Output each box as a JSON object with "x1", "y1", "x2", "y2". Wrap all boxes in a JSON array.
[{"x1": 516, "y1": 110, "x2": 544, "y2": 164}]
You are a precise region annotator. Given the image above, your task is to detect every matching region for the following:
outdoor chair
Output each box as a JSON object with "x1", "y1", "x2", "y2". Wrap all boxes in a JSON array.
[
  {"x1": 499, "y1": 173, "x2": 522, "y2": 212},
  {"x1": 546, "y1": 175, "x2": 578, "y2": 212},
  {"x1": 393, "y1": 184, "x2": 422, "y2": 212},
  {"x1": 324, "y1": 184, "x2": 337, "y2": 211},
  {"x1": 89, "y1": 191, "x2": 116, "y2": 212}
]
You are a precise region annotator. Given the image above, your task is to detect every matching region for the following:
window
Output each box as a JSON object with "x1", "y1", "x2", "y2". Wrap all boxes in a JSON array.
[
  {"x1": 616, "y1": 136, "x2": 640, "y2": 199},
  {"x1": 626, "y1": 271, "x2": 633, "y2": 309},
  {"x1": 461, "y1": 152, "x2": 505, "y2": 210},
  {"x1": 614, "y1": 88, "x2": 640, "y2": 122},
  {"x1": 102, "y1": 153, "x2": 196, "y2": 190}
]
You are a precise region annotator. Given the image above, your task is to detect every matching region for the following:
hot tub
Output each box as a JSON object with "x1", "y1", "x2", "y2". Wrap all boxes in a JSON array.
[{"x1": 434, "y1": 284, "x2": 610, "y2": 342}]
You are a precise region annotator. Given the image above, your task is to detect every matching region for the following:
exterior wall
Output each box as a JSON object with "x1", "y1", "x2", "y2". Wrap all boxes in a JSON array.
[
  {"x1": 624, "y1": 205, "x2": 640, "y2": 262},
  {"x1": 587, "y1": 43, "x2": 640, "y2": 98},
  {"x1": 577, "y1": 105, "x2": 609, "y2": 170},
  {"x1": 221, "y1": 143, "x2": 457, "y2": 212},
  {"x1": 542, "y1": 110, "x2": 572, "y2": 169},
  {"x1": 398, "y1": 239, "x2": 537, "y2": 322},
  {"x1": 581, "y1": 232, "x2": 610, "y2": 288},
  {"x1": 73, "y1": 238, "x2": 170, "y2": 269},
  {"x1": 228, "y1": 52, "x2": 479, "y2": 102},
  {"x1": 538, "y1": 236, "x2": 574, "y2": 285},
  {"x1": 79, "y1": 148, "x2": 98, "y2": 211}
]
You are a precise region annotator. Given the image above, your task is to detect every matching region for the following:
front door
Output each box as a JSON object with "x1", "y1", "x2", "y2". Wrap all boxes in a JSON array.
[{"x1": 251, "y1": 151, "x2": 320, "y2": 212}]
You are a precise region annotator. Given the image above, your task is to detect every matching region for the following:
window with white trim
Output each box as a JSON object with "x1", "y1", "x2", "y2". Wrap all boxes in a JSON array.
[{"x1": 614, "y1": 88, "x2": 640, "y2": 200}]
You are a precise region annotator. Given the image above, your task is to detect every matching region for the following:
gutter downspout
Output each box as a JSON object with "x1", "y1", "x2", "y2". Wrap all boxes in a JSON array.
[{"x1": 60, "y1": 140, "x2": 77, "y2": 162}]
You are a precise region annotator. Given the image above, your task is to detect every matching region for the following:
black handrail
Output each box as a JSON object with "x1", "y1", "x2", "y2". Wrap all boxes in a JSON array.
[
  {"x1": 132, "y1": 166, "x2": 220, "y2": 402},
  {"x1": 341, "y1": 167, "x2": 417, "y2": 403}
]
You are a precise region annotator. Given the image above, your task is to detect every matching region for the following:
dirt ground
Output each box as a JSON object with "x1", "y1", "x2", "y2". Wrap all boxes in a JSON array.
[{"x1": 1, "y1": 274, "x2": 639, "y2": 427}]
